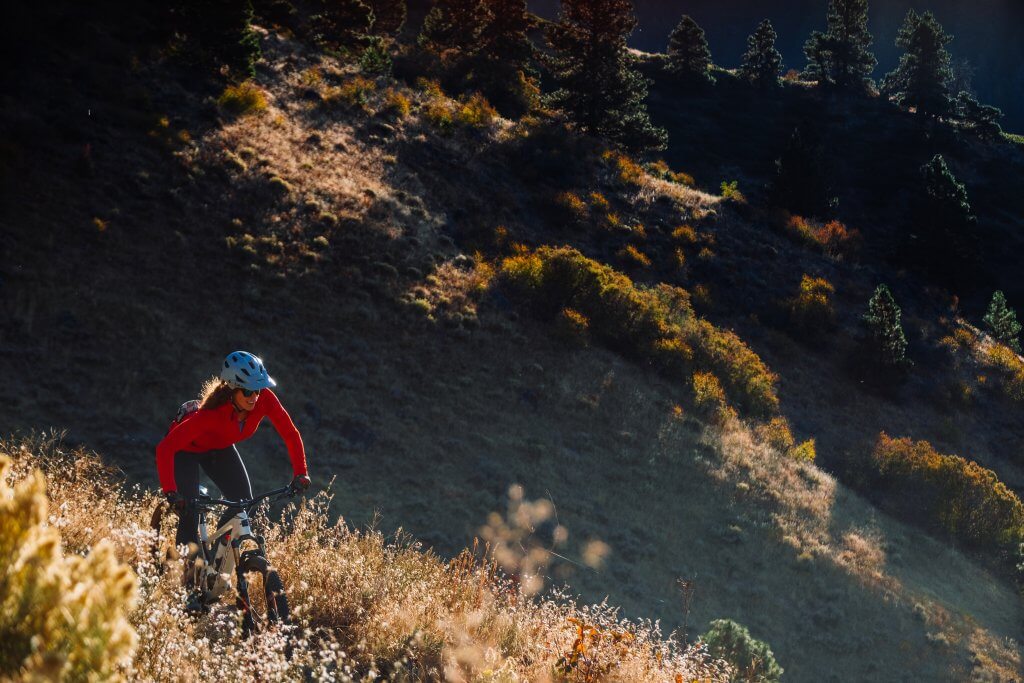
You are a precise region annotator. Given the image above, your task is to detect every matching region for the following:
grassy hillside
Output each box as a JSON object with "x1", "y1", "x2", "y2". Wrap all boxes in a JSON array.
[{"x1": 2, "y1": 3, "x2": 1023, "y2": 681}]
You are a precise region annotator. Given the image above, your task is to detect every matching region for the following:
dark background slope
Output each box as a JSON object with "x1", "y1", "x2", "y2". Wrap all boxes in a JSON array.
[{"x1": 528, "y1": 0, "x2": 1024, "y2": 130}]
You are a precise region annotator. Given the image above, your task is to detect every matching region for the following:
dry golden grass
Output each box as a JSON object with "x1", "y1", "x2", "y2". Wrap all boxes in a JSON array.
[{"x1": 1, "y1": 434, "x2": 730, "y2": 682}]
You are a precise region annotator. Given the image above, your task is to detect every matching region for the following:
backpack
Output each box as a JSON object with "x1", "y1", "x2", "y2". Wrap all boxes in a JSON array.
[{"x1": 167, "y1": 399, "x2": 202, "y2": 434}]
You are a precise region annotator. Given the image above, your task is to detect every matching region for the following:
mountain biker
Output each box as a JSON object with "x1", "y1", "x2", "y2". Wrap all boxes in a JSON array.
[{"x1": 155, "y1": 351, "x2": 311, "y2": 553}]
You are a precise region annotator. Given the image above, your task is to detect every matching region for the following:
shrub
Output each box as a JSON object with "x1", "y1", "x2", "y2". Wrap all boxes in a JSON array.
[
  {"x1": 617, "y1": 244, "x2": 651, "y2": 268},
  {"x1": 382, "y1": 88, "x2": 412, "y2": 119},
  {"x1": 216, "y1": 81, "x2": 268, "y2": 116},
  {"x1": 783, "y1": 215, "x2": 859, "y2": 259},
  {"x1": 983, "y1": 343, "x2": 1024, "y2": 402},
  {"x1": 755, "y1": 417, "x2": 796, "y2": 454},
  {"x1": 672, "y1": 224, "x2": 699, "y2": 244},
  {"x1": 791, "y1": 439, "x2": 816, "y2": 462},
  {"x1": 454, "y1": 92, "x2": 498, "y2": 128},
  {"x1": 328, "y1": 76, "x2": 377, "y2": 109},
  {"x1": 872, "y1": 433, "x2": 1024, "y2": 554},
  {"x1": 692, "y1": 371, "x2": 726, "y2": 410},
  {"x1": 424, "y1": 99, "x2": 455, "y2": 132},
  {"x1": 646, "y1": 159, "x2": 695, "y2": 186},
  {"x1": 555, "y1": 191, "x2": 589, "y2": 225},
  {"x1": 602, "y1": 150, "x2": 645, "y2": 186},
  {"x1": 0, "y1": 455, "x2": 138, "y2": 679},
  {"x1": 498, "y1": 246, "x2": 780, "y2": 416},
  {"x1": 555, "y1": 307, "x2": 590, "y2": 347},
  {"x1": 588, "y1": 192, "x2": 610, "y2": 211},
  {"x1": 789, "y1": 274, "x2": 835, "y2": 332},
  {"x1": 701, "y1": 619, "x2": 783, "y2": 683},
  {"x1": 720, "y1": 180, "x2": 745, "y2": 203}
]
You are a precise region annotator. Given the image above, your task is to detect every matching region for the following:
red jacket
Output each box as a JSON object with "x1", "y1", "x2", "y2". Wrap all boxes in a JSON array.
[{"x1": 156, "y1": 388, "x2": 307, "y2": 493}]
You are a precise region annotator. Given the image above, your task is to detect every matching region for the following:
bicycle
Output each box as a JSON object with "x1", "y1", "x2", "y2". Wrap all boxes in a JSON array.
[{"x1": 180, "y1": 484, "x2": 297, "y2": 637}]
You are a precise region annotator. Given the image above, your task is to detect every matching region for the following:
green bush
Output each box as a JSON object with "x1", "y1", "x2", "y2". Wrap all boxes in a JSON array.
[
  {"x1": 498, "y1": 246, "x2": 779, "y2": 416},
  {"x1": 701, "y1": 619, "x2": 783, "y2": 683},
  {"x1": 873, "y1": 433, "x2": 1024, "y2": 555}
]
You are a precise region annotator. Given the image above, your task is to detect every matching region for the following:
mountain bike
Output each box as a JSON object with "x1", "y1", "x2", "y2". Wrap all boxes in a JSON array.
[{"x1": 182, "y1": 484, "x2": 296, "y2": 637}]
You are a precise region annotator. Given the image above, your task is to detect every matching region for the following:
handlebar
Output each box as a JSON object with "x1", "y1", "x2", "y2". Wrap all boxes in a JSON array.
[{"x1": 189, "y1": 486, "x2": 294, "y2": 511}]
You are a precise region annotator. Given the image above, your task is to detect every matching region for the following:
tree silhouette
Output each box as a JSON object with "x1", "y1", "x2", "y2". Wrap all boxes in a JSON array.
[
  {"x1": 667, "y1": 15, "x2": 714, "y2": 85},
  {"x1": 545, "y1": 0, "x2": 668, "y2": 151},
  {"x1": 311, "y1": 0, "x2": 374, "y2": 49},
  {"x1": 882, "y1": 10, "x2": 953, "y2": 117},
  {"x1": 183, "y1": 0, "x2": 262, "y2": 79},
  {"x1": 914, "y1": 155, "x2": 979, "y2": 281},
  {"x1": 983, "y1": 291, "x2": 1022, "y2": 353},
  {"x1": 956, "y1": 92, "x2": 1003, "y2": 140},
  {"x1": 803, "y1": 0, "x2": 876, "y2": 92},
  {"x1": 770, "y1": 125, "x2": 836, "y2": 218},
  {"x1": 863, "y1": 284, "x2": 908, "y2": 367},
  {"x1": 419, "y1": 0, "x2": 488, "y2": 57},
  {"x1": 739, "y1": 20, "x2": 783, "y2": 87},
  {"x1": 470, "y1": 0, "x2": 538, "y2": 117}
]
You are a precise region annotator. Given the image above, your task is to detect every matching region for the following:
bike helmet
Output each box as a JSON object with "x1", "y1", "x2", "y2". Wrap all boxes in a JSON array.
[{"x1": 221, "y1": 351, "x2": 277, "y2": 391}]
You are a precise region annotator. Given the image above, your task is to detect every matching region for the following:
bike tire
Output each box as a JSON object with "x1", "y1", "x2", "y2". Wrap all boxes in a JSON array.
[{"x1": 238, "y1": 553, "x2": 290, "y2": 629}]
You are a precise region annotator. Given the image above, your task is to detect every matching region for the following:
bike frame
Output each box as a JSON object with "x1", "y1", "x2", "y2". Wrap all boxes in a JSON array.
[{"x1": 188, "y1": 486, "x2": 291, "y2": 608}]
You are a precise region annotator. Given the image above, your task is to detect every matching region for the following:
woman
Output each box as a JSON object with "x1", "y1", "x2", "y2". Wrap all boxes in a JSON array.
[{"x1": 155, "y1": 351, "x2": 311, "y2": 551}]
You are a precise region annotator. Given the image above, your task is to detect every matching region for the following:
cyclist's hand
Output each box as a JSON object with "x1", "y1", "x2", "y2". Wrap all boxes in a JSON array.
[
  {"x1": 166, "y1": 491, "x2": 188, "y2": 514},
  {"x1": 288, "y1": 475, "x2": 311, "y2": 495}
]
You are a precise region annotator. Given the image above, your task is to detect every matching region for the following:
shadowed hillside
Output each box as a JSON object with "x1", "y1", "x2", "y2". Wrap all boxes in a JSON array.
[{"x1": 2, "y1": 2, "x2": 1022, "y2": 681}]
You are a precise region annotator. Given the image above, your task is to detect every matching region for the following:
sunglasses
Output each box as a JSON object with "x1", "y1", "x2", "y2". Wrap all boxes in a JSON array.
[{"x1": 238, "y1": 387, "x2": 261, "y2": 398}]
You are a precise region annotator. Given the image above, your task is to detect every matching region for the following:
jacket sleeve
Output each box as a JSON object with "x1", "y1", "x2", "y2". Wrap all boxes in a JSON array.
[
  {"x1": 155, "y1": 410, "x2": 216, "y2": 493},
  {"x1": 262, "y1": 389, "x2": 308, "y2": 477}
]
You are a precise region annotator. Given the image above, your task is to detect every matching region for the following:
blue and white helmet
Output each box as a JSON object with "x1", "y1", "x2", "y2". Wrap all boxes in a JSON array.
[{"x1": 221, "y1": 351, "x2": 277, "y2": 391}]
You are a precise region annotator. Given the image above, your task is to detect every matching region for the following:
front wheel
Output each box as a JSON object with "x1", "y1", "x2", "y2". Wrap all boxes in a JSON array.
[{"x1": 238, "y1": 551, "x2": 290, "y2": 637}]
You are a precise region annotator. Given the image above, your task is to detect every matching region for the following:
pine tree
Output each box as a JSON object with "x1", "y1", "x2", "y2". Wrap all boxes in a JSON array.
[
  {"x1": 367, "y1": 0, "x2": 406, "y2": 36},
  {"x1": 739, "y1": 19, "x2": 783, "y2": 87},
  {"x1": 545, "y1": 0, "x2": 668, "y2": 152},
  {"x1": 803, "y1": 0, "x2": 876, "y2": 92},
  {"x1": 667, "y1": 15, "x2": 714, "y2": 85},
  {"x1": 956, "y1": 91, "x2": 1003, "y2": 139},
  {"x1": 470, "y1": 0, "x2": 538, "y2": 116},
  {"x1": 770, "y1": 125, "x2": 837, "y2": 217},
  {"x1": 881, "y1": 10, "x2": 953, "y2": 117},
  {"x1": 419, "y1": 0, "x2": 488, "y2": 57},
  {"x1": 983, "y1": 291, "x2": 1022, "y2": 352},
  {"x1": 311, "y1": 0, "x2": 374, "y2": 48},
  {"x1": 915, "y1": 154, "x2": 979, "y2": 278},
  {"x1": 185, "y1": 0, "x2": 262, "y2": 79},
  {"x1": 863, "y1": 284, "x2": 908, "y2": 366}
]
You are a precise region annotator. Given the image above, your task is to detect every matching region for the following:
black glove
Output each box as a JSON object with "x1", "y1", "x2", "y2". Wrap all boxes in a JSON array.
[
  {"x1": 166, "y1": 491, "x2": 188, "y2": 514},
  {"x1": 289, "y1": 474, "x2": 311, "y2": 495}
]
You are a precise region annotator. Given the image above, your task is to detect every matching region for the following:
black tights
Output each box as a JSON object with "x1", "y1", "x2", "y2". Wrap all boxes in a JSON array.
[{"x1": 173, "y1": 446, "x2": 253, "y2": 547}]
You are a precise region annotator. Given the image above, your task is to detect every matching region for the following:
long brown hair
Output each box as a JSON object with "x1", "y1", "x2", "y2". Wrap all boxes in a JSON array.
[{"x1": 199, "y1": 375, "x2": 235, "y2": 410}]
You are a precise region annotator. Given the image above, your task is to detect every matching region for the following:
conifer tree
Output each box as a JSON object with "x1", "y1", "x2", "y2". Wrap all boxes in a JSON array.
[
  {"x1": 470, "y1": 0, "x2": 538, "y2": 116},
  {"x1": 863, "y1": 284, "x2": 908, "y2": 366},
  {"x1": 367, "y1": 0, "x2": 406, "y2": 36},
  {"x1": 185, "y1": 0, "x2": 262, "y2": 79},
  {"x1": 983, "y1": 291, "x2": 1022, "y2": 352},
  {"x1": 770, "y1": 125, "x2": 837, "y2": 217},
  {"x1": 311, "y1": 0, "x2": 374, "y2": 48},
  {"x1": 419, "y1": 0, "x2": 488, "y2": 57},
  {"x1": 881, "y1": 10, "x2": 953, "y2": 117},
  {"x1": 915, "y1": 154, "x2": 978, "y2": 277},
  {"x1": 803, "y1": 0, "x2": 876, "y2": 92},
  {"x1": 739, "y1": 19, "x2": 783, "y2": 87},
  {"x1": 667, "y1": 15, "x2": 714, "y2": 85},
  {"x1": 545, "y1": 0, "x2": 668, "y2": 152},
  {"x1": 956, "y1": 92, "x2": 1003, "y2": 139}
]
